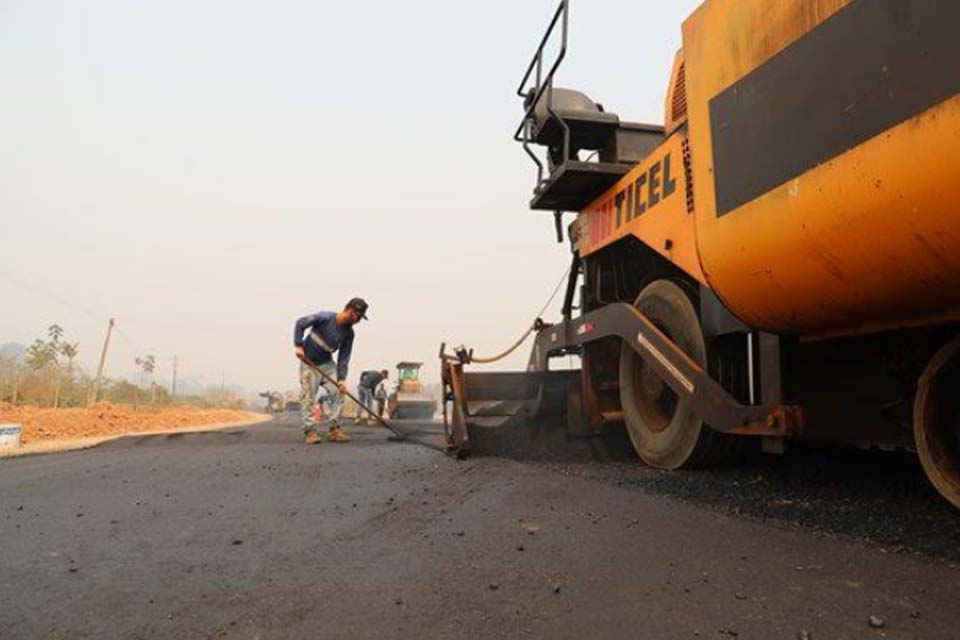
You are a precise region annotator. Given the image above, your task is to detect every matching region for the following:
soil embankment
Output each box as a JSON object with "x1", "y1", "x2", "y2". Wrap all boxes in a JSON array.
[{"x1": 0, "y1": 402, "x2": 264, "y2": 444}]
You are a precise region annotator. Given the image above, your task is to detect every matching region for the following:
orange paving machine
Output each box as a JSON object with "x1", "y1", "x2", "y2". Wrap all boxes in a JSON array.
[{"x1": 441, "y1": 0, "x2": 960, "y2": 509}]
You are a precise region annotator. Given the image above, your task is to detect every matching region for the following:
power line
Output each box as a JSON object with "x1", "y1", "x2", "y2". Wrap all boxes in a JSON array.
[
  {"x1": 0, "y1": 281, "x2": 265, "y2": 394},
  {"x1": 0, "y1": 271, "x2": 104, "y2": 325},
  {"x1": 112, "y1": 324, "x2": 148, "y2": 352},
  {"x1": 121, "y1": 318, "x2": 223, "y2": 332}
]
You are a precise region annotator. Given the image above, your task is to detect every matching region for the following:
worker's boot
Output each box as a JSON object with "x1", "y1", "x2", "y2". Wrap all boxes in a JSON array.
[
  {"x1": 327, "y1": 426, "x2": 352, "y2": 443},
  {"x1": 304, "y1": 430, "x2": 324, "y2": 445}
]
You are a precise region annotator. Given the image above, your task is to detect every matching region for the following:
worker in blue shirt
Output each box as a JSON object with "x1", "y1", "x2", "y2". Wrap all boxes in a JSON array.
[{"x1": 293, "y1": 297, "x2": 368, "y2": 444}]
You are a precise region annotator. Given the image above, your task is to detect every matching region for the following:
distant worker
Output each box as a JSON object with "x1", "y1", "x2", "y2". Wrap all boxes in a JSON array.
[
  {"x1": 357, "y1": 369, "x2": 389, "y2": 425},
  {"x1": 293, "y1": 297, "x2": 369, "y2": 445},
  {"x1": 374, "y1": 380, "x2": 388, "y2": 419}
]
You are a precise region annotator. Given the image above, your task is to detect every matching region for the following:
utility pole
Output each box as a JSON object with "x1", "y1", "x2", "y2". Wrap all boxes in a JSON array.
[
  {"x1": 88, "y1": 317, "x2": 115, "y2": 406},
  {"x1": 171, "y1": 356, "x2": 179, "y2": 402}
]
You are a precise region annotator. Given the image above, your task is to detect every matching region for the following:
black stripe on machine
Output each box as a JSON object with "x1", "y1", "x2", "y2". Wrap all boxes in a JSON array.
[{"x1": 710, "y1": 0, "x2": 960, "y2": 218}]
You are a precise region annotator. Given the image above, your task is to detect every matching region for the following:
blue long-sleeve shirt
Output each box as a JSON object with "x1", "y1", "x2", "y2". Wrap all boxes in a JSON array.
[{"x1": 294, "y1": 311, "x2": 355, "y2": 381}]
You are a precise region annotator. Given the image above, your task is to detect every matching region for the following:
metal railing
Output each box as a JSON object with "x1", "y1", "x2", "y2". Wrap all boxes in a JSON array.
[{"x1": 513, "y1": 0, "x2": 570, "y2": 191}]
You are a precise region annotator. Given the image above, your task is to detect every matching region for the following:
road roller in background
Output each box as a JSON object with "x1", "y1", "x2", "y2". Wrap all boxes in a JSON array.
[
  {"x1": 441, "y1": 0, "x2": 960, "y2": 509},
  {"x1": 387, "y1": 362, "x2": 438, "y2": 420}
]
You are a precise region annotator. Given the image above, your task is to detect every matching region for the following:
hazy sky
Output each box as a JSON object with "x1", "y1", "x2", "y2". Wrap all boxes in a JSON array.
[{"x1": 1, "y1": 0, "x2": 701, "y2": 393}]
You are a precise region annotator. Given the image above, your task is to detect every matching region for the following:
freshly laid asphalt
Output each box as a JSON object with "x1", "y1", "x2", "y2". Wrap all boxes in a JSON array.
[{"x1": 1, "y1": 414, "x2": 958, "y2": 639}]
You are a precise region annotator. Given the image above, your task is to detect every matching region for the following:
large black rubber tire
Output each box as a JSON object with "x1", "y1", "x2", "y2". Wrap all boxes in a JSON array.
[
  {"x1": 619, "y1": 280, "x2": 742, "y2": 469},
  {"x1": 914, "y1": 335, "x2": 960, "y2": 511}
]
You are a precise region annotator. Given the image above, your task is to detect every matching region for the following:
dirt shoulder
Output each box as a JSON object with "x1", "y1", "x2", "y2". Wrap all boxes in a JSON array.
[{"x1": 0, "y1": 402, "x2": 268, "y2": 455}]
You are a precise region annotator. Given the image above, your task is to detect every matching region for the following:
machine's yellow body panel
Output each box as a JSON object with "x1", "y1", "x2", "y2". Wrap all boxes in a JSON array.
[
  {"x1": 681, "y1": 0, "x2": 960, "y2": 337},
  {"x1": 578, "y1": 134, "x2": 706, "y2": 285},
  {"x1": 698, "y1": 94, "x2": 960, "y2": 337}
]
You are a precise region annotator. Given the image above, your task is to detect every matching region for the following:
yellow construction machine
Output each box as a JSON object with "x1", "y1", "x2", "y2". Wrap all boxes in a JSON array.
[
  {"x1": 441, "y1": 0, "x2": 960, "y2": 509},
  {"x1": 387, "y1": 362, "x2": 438, "y2": 421}
]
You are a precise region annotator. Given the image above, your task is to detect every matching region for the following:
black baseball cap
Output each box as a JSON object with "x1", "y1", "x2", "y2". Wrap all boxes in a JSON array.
[{"x1": 346, "y1": 297, "x2": 369, "y2": 320}]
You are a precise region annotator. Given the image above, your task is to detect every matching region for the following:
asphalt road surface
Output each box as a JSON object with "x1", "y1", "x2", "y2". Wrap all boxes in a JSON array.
[{"x1": 1, "y1": 414, "x2": 959, "y2": 639}]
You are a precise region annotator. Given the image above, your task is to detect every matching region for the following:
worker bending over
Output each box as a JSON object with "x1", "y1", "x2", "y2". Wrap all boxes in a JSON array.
[
  {"x1": 293, "y1": 297, "x2": 369, "y2": 445},
  {"x1": 357, "y1": 369, "x2": 389, "y2": 425}
]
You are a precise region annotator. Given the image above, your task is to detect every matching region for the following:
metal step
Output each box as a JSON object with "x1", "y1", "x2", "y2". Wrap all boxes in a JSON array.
[{"x1": 530, "y1": 161, "x2": 631, "y2": 211}]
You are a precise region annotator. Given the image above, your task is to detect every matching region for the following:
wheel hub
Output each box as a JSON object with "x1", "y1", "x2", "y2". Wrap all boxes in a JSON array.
[
  {"x1": 640, "y1": 362, "x2": 665, "y2": 397},
  {"x1": 633, "y1": 357, "x2": 677, "y2": 434}
]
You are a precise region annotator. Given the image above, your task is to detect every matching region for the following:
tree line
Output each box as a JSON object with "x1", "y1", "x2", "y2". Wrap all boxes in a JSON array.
[{"x1": 0, "y1": 324, "x2": 242, "y2": 409}]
